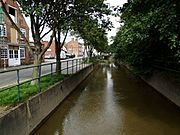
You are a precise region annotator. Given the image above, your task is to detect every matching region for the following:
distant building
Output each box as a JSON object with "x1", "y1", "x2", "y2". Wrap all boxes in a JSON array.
[
  {"x1": 64, "y1": 38, "x2": 84, "y2": 57},
  {"x1": 42, "y1": 41, "x2": 55, "y2": 59},
  {"x1": 42, "y1": 41, "x2": 67, "y2": 59},
  {"x1": 0, "y1": 0, "x2": 31, "y2": 68}
]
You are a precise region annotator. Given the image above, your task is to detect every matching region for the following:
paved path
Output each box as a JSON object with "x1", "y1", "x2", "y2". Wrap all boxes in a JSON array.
[{"x1": 0, "y1": 58, "x2": 85, "y2": 89}]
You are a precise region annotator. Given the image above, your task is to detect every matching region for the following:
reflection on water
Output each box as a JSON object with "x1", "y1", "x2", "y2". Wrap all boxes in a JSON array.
[{"x1": 34, "y1": 64, "x2": 180, "y2": 135}]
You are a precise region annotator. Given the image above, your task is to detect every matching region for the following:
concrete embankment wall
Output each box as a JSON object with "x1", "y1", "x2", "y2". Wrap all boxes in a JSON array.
[
  {"x1": 0, "y1": 64, "x2": 94, "y2": 135},
  {"x1": 141, "y1": 69, "x2": 180, "y2": 107}
]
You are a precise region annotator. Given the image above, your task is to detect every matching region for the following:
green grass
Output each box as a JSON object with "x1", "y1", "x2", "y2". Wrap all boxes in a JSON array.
[{"x1": 0, "y1": 74, "x2": 69, "y2": 106}]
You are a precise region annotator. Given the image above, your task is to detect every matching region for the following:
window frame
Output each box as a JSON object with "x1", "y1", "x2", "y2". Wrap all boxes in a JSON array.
[
  {"x1": 20, "y1": 28, "x2": 26, "y2": 39},
  {"x1": 14, "y1": 50, "x2": 18, "y2": 58},
  {"x1": 0, "y1": 24, "x2": 7, "y2": 37},
  {"x1": 0, "y1": 48, "x2": 8, "y2": 59},
  {"x1": 8, "y1": 5, "x2": 17, "y2": 23},
  {"x1": 20, "y1": 46, "x2": 25, "y2": 59},
  {"x1": 9, "y1": 49, "x2": 14, "y2": 59}
]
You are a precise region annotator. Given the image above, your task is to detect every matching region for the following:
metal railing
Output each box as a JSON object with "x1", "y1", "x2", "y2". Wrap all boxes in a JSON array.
[{"x1": 0, "y1": 58, "x2": 87, "y2": 100}]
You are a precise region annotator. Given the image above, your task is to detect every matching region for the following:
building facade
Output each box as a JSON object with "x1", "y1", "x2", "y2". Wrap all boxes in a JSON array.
[
  {"x1": 43, "y1": 41, "x2": 56, "y2": 59},
  {"x1": 43, "y1": 41, "x2": 67, "y2": 59},
  {"x1": 64, "y1": 38, "x2": 84, "y2": 57},
  {"x1": 0, "y1": 0, "x2": 30, "y2": 68}
]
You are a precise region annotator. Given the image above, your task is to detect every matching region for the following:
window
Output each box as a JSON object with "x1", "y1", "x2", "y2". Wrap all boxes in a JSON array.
[
  {"x1": 14, "y1": 50, "x2": 18, "y2": 58},
  {"x1": 9, "y1": 6, "x2": 16, "y2": 22},
  {"x1": 0, "y1": 48, "x2": 8, "y2": 59},
  {"x1": 0, "y1": 24, "x2": 7, "y2": 37},
  {"x1": 20, "y1": 28, "x2": 26, "y2": 38},
  {"x1": 9, "y1": 6, "x2": 15, "y2": 16},
  {"x1": 9, "y1": 50, "x2": 13, "y2": 58},
  {"x1": 20, "y1": 47, "x2": 25, "y2": 58}
]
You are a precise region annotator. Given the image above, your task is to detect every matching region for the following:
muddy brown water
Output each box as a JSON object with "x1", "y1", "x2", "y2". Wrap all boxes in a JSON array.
[{"x1": 34, "y1": 64, "x2": 180, "y2": 135}]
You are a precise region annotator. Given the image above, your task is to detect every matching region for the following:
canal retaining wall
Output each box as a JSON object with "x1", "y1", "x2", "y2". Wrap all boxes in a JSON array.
[
  {"x1": 122, "y1": 64, "x2": 180, "y2": 108},
  {"x1": 141, "y1": 69, "x2": 180, "y2": 108},
  {"x1": 0, "y1": 64, "x2": 94, "y2": 135}
]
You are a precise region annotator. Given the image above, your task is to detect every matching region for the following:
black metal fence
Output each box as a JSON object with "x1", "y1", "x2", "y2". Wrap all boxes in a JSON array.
[{"x1": 0, "y1": 58, "x2": 87, "y2": 100}]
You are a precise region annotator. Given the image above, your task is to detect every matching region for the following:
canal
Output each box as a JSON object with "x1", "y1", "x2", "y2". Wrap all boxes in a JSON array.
[{"x1": 34, "y1": 64, "x2": 180, "y2": 135}]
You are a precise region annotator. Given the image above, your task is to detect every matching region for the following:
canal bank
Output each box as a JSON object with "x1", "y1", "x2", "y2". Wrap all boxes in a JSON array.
[
  {"x1": 0, "y1": 64, "x2": 95, "y2": 135},
  {"x1": 121, "y1": 63, "x2": 180, "y2": 108},
  {"x1": 34, "y1": 64, "x2": 180, "y2": 135},
  {"x1": 141, "y1": 69, "x2": 180, "y2": 107}
]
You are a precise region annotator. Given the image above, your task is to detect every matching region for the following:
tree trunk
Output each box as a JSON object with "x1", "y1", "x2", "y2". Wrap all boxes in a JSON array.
[
  {"x1": 55, "y1": 30, "x2": 61, "y2": 74},
  {"x1": 55, "y1": 42, "x2": 61, "y2": 74},
  {"x1": 89, "y1": 47, "x2": 93, "y2": 60},
  {"x1": 55, "y1": 29, "x2": 68, "y2": 73},
  {"x1": 31, "y1": 54, "x2": 41, "y2": 85},
  {"x1": 84, "y1": 45, "x2": 90, "y2": 62}
]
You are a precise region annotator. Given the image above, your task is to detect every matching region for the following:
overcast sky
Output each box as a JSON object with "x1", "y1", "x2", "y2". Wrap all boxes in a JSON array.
[
  {"x1": 105, "y1": 0, "x2": 127, "y2": 41},
  {"x1": 26, "y1": 0, "x2": 127, "y2": 42}
]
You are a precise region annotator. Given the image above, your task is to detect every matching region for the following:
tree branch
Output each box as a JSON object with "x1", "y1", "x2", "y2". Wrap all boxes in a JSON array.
[
  {"x1": 40, "y1": 28, "x2": 53, "y2": 40},
  {"x1": 30, "y1": 14, "x2": 36, "y2": 40},
  {"x1": 40, "y1": 30, "x2": 55, "y2": 57},
  {"x1": 39, "y1": 21, "x2": 46, "y2": 35},
  {"x1": 60, "y1": 28, "x2": 68, "y2": 48}
]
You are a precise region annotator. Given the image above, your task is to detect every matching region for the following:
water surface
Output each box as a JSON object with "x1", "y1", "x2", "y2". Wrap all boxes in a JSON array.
[{"x1": 34, "y1": 64, "x2": 180, "y2": 135}]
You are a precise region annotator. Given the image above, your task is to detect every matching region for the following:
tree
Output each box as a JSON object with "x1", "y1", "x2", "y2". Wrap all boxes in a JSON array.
[
  {"x1": 47, "y1": 0, "x2": 112, "y2": 71},
  {"x1": 45, "y1": 0, "x2": 73, "y2": 73},
  {"x1": 0, "y1": 0, "x2": 55, "y2": 83},
  {"x1": 112, "y1": 0, "x2": 180, "y2": 73},
  {"x1": 70, "y1": 0, "x2": 112, "y2": 59}
]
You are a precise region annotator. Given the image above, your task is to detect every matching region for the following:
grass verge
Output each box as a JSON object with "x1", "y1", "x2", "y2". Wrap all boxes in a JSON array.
[{"x1": 0, "y1": 74, "x2": 68, "y2": 106}]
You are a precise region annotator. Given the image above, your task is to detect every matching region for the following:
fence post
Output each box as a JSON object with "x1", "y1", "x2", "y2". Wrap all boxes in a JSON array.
[
  {"x1": 72, "y1": 59, "x2": 74, "y2": 74},
  {"x1": 16, "y1": 69, "x2": 20, "y2": 101},
  {"x1": 79, "y1": 59, "x2": 80, "y2": 70},
  {"x1": 67, "y1": 61, "x2": 68, "y2": 74},
  {"x1": 76, "y1": 59, "x2": 78, "y2": 72},
  {"x1": 51, "y1": 63, "x2": 53, "y2": 76},
  {"x1": 81, "y1": 59, "x2": 82, "y2": 69},
  {"x1": 38, "y1": 65, "x2": 41, "y2": 93}
]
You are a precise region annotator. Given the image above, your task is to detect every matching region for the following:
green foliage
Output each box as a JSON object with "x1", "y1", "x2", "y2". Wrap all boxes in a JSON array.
[
  {"x1": 112, "y1": 0, "x2": 180, "y2": 73},
  {"x1": 44, "y1": 0, "x2": 112, "y2": 67},
  {"x1": 71, "y1": 0, "x2": 112, "y2": 54}
]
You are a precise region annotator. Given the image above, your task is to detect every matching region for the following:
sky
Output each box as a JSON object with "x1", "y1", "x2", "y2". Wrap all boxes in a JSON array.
[
  {"x1": 105, "y1": 0, "x2": 127, "y2": 41},
  {"x1": 26, "y1": 0, "x2": 127, "y2": 42}
]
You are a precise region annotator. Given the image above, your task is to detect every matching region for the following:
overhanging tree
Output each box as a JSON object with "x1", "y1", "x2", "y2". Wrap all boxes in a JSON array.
[
  {"x1": 70, "y1": 0, "x2": 112, "y2": 59},
  {"x1": 112, "y1": 0, "x2": 180, "y2": 73},
  {"x1": 47, "y1": 0, "x2": 112, "y2": 71},
  {"x1": 46, "y1": 0, "x2": 73, "y2": 73}
]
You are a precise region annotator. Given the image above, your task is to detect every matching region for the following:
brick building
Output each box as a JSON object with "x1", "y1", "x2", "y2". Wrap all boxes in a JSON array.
[
  {"x1": 64, "y1": 38, "x2": 84, "y2": 57},
  {"x1": 43, "y1": 41, "x2": 67, "y2": 59},
  {"x1": 0, "y1": 0, "x2": 31, "y2": 68},
  {"x1": 43, "y1": 41, "x2": 56, "y2": 59},
  {"x1": 43, "y1": 38, "x2": 84, "y2": 60}
]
